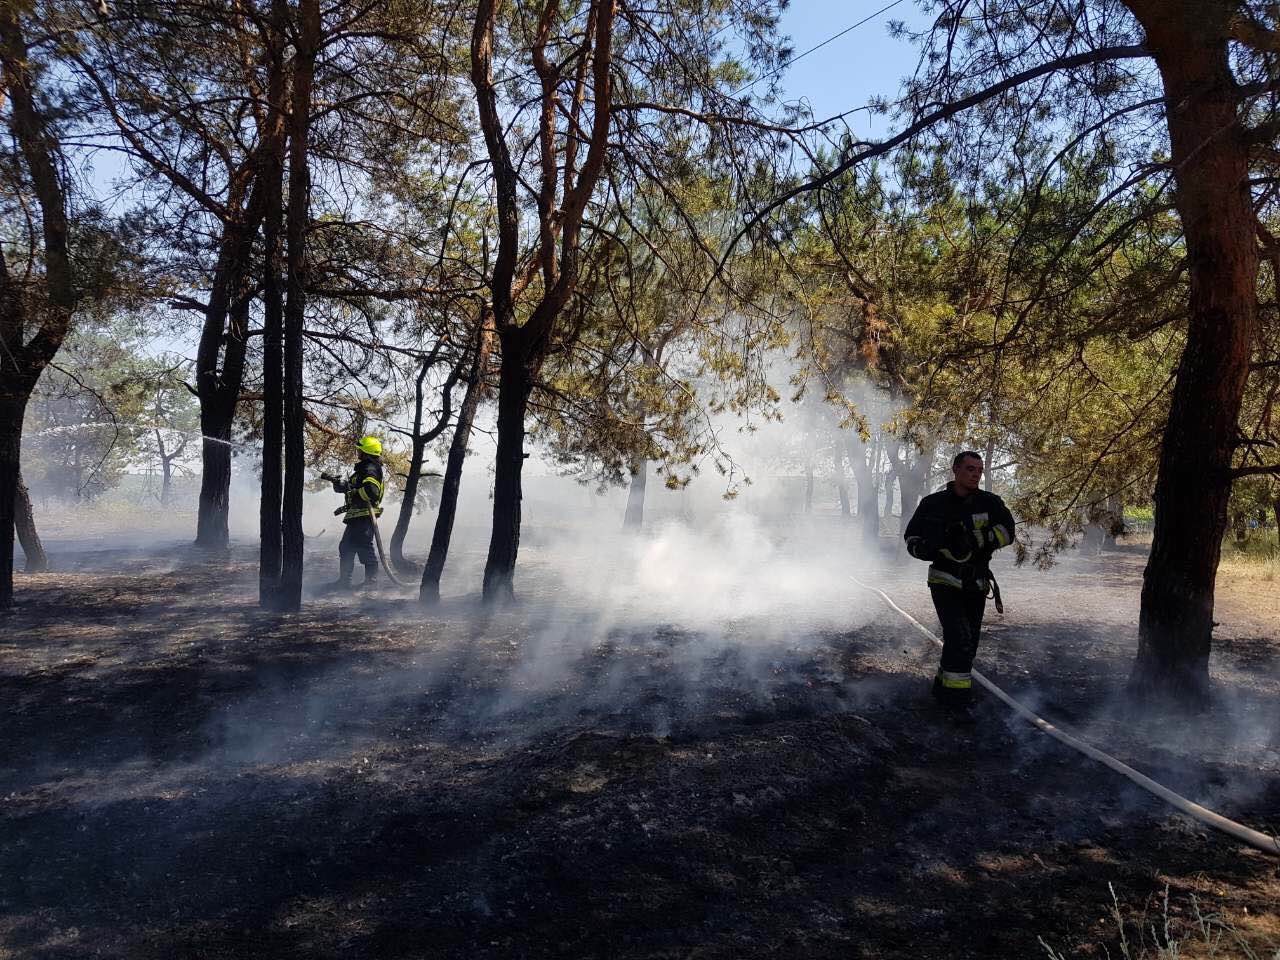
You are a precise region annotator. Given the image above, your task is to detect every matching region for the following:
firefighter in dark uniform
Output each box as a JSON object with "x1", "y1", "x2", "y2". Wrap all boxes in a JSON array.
[
  {"x1": 903, "y1": 451, "x2": 1015, "y2": 715},
  {"x1": 329, "y1": 435, "x2": 386, "y2": 589}
]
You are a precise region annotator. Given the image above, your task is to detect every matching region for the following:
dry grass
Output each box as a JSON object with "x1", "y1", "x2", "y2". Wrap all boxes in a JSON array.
[
  {"x1": 1218, "y1": 532, "x2": 1280, "y2": 584},
  {"x1": 1040, "y1": 884, "x2": 1280, "y2": 960}
]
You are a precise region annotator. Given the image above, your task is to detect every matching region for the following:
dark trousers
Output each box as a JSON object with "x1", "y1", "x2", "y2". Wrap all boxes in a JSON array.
[
  {"x1": 929, "y1": 584, "x2": 987, "y2": 675},
  {"x1": 338, "y1": 517, "x2": 378, "y2": 582}
]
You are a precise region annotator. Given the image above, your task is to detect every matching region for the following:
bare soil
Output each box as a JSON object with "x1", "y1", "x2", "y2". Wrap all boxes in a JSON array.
[{"x1": 2, "y1": 534, "x2": 1278, "y2": 959}]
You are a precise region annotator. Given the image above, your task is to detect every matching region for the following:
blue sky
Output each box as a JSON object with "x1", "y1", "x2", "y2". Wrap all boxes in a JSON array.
[{"x1": 766, "y1": 1, "x2": 930, "y2": 138}]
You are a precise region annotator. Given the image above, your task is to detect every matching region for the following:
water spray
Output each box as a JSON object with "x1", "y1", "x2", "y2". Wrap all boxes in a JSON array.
[{"x1": 851, "y1": 575, "x2": 1280, "y2": 857}]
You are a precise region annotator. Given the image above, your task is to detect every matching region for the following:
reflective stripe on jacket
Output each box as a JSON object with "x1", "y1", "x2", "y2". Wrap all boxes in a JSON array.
[
  {"x1": 904, "y1": 482, "x2": 1015, "y2": 591},
  {"x1": 343, "y1": 460, "x2": 384, "y2": 521}
]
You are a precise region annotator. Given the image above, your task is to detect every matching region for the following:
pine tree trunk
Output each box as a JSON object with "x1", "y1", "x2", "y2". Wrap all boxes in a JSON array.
[
  {"x1": 195, "y1": 409, "x2": 234, "y2": 550},
  {"x1": 482, "y1": 331, "x2": 532, "y2": 603},
  {"x1": 850, "y1": 437, "x2": 879, "y2": 542},
  {"x1": 15, "y1": 471, "x2": 46, "y2": 573},
  {"x1": 0, "y1": 400, "x2": 22, "y2": 607},
  {"x1": 899, "y1": 445, "x2": 933, "y2": 537},
  {"x1": 391, "y1": 436, "x2": 427, "y2": 572},
  {"x1": 1103, "y1": 493, "x2": 1124, "y2": 549},
  {"x1": 803, "y1": 457, "x2": 814, "y2": 514},
  {"x1": 159, "y1": 454, "x2": 173, "y2": 506},
  {"x1": 623, "y1": 459, "x2": 647, "y2": 529},
  {"x1": 421, "y1": 316, "x2": 493, "y2": 604},
  {"x1": 837, "y1": 482, "x2": 850, "y2": 516},
  {"x1": 1127, "y1": 0, "x2": 1258, "y2": 704},
  {"x1": 258, "y1": 214, "x2": 284, "y2": 603},
  {"x1": 193, "y1": 224, "x2": 254, "y2": 552},
  {"x1": 278, "y1": 0, "x2": 319, "y2": 612},
  {"x1": 258, "y1": 32, "x2": 286, "y2": 607}
]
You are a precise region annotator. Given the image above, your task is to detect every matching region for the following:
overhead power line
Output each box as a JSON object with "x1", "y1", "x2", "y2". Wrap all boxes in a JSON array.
[{"x1": 730, "y1": 0, "x2": 909, "y2": 98}]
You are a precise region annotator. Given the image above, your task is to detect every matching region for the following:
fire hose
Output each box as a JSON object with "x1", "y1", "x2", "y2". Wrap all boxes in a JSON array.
[
  {"x1": 369, "y1": 512, "x2": 412, "y2": 588},
  {"x1": 851, "y1": 575, "x2": 1280, "y2": 858}
]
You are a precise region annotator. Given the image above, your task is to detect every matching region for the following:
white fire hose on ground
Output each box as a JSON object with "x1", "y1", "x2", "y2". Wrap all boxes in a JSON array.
[{"x1": 851, "y1": 575, "x2": 1280, "y2": 857}]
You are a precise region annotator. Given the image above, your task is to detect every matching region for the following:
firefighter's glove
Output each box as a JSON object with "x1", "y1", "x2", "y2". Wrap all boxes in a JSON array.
[
  {"x1": 938, "y1": 522, "x2": 973, "y2": 563},
  {"x1": 906, "y1": 535, "x2": 936, "y2": 562}
]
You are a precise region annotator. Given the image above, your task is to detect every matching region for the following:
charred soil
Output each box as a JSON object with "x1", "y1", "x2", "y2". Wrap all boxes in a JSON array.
[{"x1": 1, "y1": 539, "x2": 1278, "y2": 959}]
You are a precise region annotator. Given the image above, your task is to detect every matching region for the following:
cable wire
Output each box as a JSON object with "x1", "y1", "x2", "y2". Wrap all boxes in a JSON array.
[{"x1": 730, "y1": 0, "x2": 909, "y2": 98}]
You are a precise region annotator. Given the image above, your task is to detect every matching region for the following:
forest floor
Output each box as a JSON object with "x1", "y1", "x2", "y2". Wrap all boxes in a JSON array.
[{"x1": 2, "y1": 521, "x2": 1278, "y2": 959}]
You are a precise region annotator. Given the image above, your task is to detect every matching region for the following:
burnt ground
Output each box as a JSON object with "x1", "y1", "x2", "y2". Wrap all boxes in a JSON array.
[{"x1": 1, "y1": 530, "x2": 1278, "y2": 959}]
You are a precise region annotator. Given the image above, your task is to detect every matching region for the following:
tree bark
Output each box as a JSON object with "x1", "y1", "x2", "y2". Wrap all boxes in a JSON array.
[
  {"x1": 0, "y1": 7, "x2": 76, "y2": 607},
  {"x1": 258, "y1": 12, "x2": 287, "y2": 607},
  {"x1": 193, "y1": 220, "x2": 255, "y2": 551},
  {"x1": 483, "y1": 330, "x2": 534, "y2": 602},
  {"x1": 898, "y1": 444, "x2": 932, "y2": 537},
  {"x1": 623, "y1": 458, "x2": 647, "y2": 529},
  {"x1": 14, "y1": 472, "x2": 46, "y2": 573},
  {"x1": 159, "y1": 446, "x2": 174, "y2": 506},
  {"x1": 1103, "y1": 493, "x2": 1124, "y2": 549},
  {"x1": 0, "y1": 405, "x2": 21, "y2": 606},
  {"x1": 849, "y1": 436, "x2": 879, "y2": 542},
  {"x1": 470, "y1": 0, "x2": 615, "y2": 604},
  {"x1": 422, "y1": 314, "x2": 495, "y2": 603},
  {"x1": 278, "y1": 0, "x2": 320, "y2": 611},
  {"x1": 1127, "y1": 0, "x2": 1258, "y2": 704},
  {"x1": 803, "y1": 455, "x2": 814, "y2": 514}
]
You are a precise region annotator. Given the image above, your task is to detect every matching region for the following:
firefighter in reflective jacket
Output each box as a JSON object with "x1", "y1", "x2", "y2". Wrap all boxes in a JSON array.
[
  {"x1": 329, "y1": 435, "x2": 385, "y2": 589},
  {"x1": 903, "y1": 450, "x2": 1015, "y2": 711}
]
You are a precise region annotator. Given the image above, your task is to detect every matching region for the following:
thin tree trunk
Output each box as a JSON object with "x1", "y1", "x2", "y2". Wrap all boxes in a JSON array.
[
  {"x1": 392, "y1": 351, "x2": 463, "y2": 572},
  {"x1": 837, "y1": 482, "x2": 850, "y2": 516},
  {"x1": 390, "y1": 353, "x2": 432, "y2": 571},
  {"x1": 159, "y1": 453, "x2": 173, "y2": 506},
  {"x1": 482, "y1": 331, "x2": 533, "y2": 603},
  {"x1": 850, "y1": 436, "x2": 879, "y2": 542},
  {"x1": 0, "y1": 404, "x2": 22, "y2": 605},
  {"x1": 898, "y1": 445, "x2": 933, "y2": 537},
  {"x1": 278, "y1": 0, "x2": 319, "y2": 611},
  {"x1": 803, "y1": 455, "x2": 814, "y2": 514},
  {"x1": 194, "y1": 223, "x2": 254, "y2": 551},
  {"x1": 984, "y1": 438, "x2": 995, "y2": 491},
  {"x1": 1103, "y1": 493, "x2": 1124, "y2": 549},
  {"x1": 1128, "y1": 0, "x2": 1258, "y2": 704},
  {"x1": 623, "y1": 458, "x2": 647, "y2": 529},
  {"x1": 15, "y1": 471, "x2": 46, "y2": 572},
  {"x1": 258, "y1": 19, "x2": 286, "y2": 607},
  {"x1": 0, "y1": 8, "x2": 74, "y2": 607},
  {"x1": 421, "y1": 314, "x2": 493, "y2": 604}
]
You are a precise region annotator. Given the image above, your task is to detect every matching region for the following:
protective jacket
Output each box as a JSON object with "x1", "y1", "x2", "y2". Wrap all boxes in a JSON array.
[
  {"x1": 334, "y1": 458, "x2": 384, "y2": 522},
  {"x1": 904, "y1": 482, "x2": 1014, "y2": 592}
]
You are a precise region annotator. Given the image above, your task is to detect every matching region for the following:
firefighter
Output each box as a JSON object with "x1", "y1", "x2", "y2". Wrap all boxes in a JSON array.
[
  {"x1": 326, "y1": 435, "x2": 385, "y2": 589},
  {"x1": 903, "y1": 451, "x2": 1015, "y2": 717}
]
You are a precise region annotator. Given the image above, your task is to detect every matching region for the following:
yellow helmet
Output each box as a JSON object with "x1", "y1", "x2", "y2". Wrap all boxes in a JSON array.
[{"x1": 356, "y1": 435, "x2": 382, "y2": 457}]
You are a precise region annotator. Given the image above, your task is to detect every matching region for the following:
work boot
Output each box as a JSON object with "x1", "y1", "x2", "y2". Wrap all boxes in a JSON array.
[
  {"x1": 326, "y1": 556, "x2": 355, "y2": 592},
  {"x1": 931, "y1": 674, "x2": 976, "y2": 723},
  {"x1": 360, "y1": 563, "x2": 379, "y2": 590}
]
